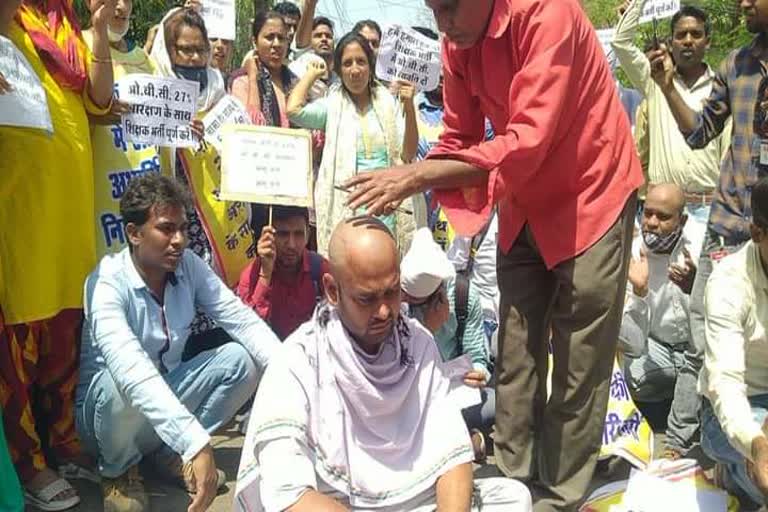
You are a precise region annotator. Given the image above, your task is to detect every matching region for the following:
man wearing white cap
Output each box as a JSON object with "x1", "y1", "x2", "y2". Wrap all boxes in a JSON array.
[{"x1": 401, "y1": 228, "x2": 495, "y2": 460}]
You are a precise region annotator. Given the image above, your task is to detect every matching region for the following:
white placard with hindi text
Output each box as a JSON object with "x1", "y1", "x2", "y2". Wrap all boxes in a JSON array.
[
  {"x1": 376, "y1": 24, "x2": 441, "y2": 92},
  {"x1": 202, "y1": 0, "x2": 236, "y2": 41},
  {"x1": 0, "y1": 35, "x2": 53, "y2": 133},
  {"x1": 202, "y1": 95, "x2": 251, "y2": 153},
  {"x1": 640, "y1": 0, "x2": 681, "y2": 24},
  {"x1": 117, "y1": 74, "x2": 199, "y2": 148},
  {"x1": 220, "y1": 125, "x2": 313, "y2": 207}
]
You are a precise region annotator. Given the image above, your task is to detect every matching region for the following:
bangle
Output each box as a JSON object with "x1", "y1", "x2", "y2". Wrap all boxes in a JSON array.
[
  {"x1": 258, "y1": 273, "x2": 271, "y2": 280},
  {"x1": 91, "y1": 56, "x2": 112, "y2": 64}
]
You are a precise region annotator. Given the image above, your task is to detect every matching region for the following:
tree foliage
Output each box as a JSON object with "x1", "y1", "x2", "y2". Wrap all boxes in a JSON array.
[{"x1": 583, "y1": 0, "x2": 753, "y2": 69}]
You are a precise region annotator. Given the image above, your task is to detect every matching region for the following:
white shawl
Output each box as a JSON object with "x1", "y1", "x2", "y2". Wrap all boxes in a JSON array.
[{"x1": 234, "y1": 304, "x2": 473, "y2": 510}]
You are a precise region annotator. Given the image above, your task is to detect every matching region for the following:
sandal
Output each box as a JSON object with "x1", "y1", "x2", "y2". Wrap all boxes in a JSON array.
[
  {"x1": 470, "y1": 429, "x2": 487, "y2": 463},
  {"x1": 59, "y1": 461, "x2": 101, "y2": 483},
  {"x1": 24, "y1": 477, "x2": 81, "y2": 511}
]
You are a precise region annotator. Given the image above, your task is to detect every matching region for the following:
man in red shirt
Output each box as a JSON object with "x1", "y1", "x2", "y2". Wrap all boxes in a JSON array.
[
  {"x1": 344, "y1": 0, "x2": 643, "y2": 509},
  {"x1": 237, "y1": 206, "x2": 329, "y2": 341}
]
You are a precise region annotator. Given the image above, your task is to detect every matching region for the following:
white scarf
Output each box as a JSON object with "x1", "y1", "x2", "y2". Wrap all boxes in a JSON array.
[
  {"x1": 149, "y1": 8, "x2": 225, "y2": 113},
  {"x1": 235, "y1": 304, "x2": 473, "y2": 510}
]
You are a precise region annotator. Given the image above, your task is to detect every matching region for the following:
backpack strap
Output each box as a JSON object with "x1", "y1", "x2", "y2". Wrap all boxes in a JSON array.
[
  {"x1": 454, "y1": 271, "x2": 471, "y2": 356},
  {"x1": 308, "y1": 251, "x2": 324, "y2": 301}
]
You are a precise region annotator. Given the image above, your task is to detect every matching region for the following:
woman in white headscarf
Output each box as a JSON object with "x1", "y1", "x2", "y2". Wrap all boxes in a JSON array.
[{"x1": 150, "y1": 8, "x2": 255, "y2": 335}]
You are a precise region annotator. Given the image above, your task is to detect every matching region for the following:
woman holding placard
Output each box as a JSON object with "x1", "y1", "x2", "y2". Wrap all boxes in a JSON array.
[
  {"x1": 149, "y1": 8, "x2": 254, "y2": 323},
  {"x1": 287, "y1": 31, "x2": 423, "y2": 256}
]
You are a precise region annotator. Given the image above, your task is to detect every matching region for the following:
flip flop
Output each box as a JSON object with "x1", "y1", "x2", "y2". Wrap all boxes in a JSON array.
[{"x1": 24, "y1": 477, "x2": 80, "y2": 511}]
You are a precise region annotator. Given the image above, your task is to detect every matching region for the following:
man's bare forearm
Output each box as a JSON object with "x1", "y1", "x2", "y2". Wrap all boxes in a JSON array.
[
  {"x1": 287, "y1": 490, "x2": 349, "y2": 512},
  {"x1": 436, "y1": 463, "x2": 473, "y2": 512},
  {"x1": 408, "y1": 159, "x2": 488, "y2": 194}
]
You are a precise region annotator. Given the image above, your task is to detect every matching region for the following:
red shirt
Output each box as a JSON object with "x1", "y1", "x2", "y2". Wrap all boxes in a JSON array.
[
  {"x1": 428, "y1": 0, "x2": 642, "y2": 269},
  {"x1": 237, "y1": 249, "x2": 330, "y2": 340}
]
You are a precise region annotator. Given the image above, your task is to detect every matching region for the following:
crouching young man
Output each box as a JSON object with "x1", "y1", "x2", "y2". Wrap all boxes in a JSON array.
[
  {"x1": 234, "y1": 216, "x2": 531, "y2": 511},
  {"x1": 76, "y1": 174, "x2": 281, "y2": 512}
]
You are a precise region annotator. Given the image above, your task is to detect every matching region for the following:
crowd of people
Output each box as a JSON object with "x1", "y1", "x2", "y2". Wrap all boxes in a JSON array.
[{"x1": 2, "y1": 0, "x2": 768, "y2": 511}]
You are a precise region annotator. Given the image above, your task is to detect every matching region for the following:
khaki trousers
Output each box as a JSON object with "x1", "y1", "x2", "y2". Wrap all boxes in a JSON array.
[{"x1": 494, "y1": 194, "x2": 636, "y2": 511}]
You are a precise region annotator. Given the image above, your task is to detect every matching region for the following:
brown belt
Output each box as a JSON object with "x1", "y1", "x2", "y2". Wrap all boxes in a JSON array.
[{"x1": 684, "y1": 191, "x2": 715, "y2": 206}]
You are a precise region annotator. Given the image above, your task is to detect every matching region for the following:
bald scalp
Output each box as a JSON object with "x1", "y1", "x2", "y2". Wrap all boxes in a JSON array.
[
  {"x1": 328, "y1": 216, "x2": 398, "y2": 283},
  {"x1": 646, "y1": 183, "x2": 686, "y2": 215}
]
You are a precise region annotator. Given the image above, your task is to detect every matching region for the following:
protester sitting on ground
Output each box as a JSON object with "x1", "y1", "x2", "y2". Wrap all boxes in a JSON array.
[
  {"x1": 237, "y1": 206, "x2": 330, "y2": 341},
  {"x1": 353, "y1": 19, "x2": 382, "y2": 55},
  {"x1": 698, "y1": 176, "x2": 768, "y2": 509},
  {"x1": 234, "y1": 216, "x2": 532, "y2": 512},
  {"x1": 231, "y1": 10, "x2": 297, "y2": 127},
  {"x1": 287, "y1": 32, "x2": 423, "y2": 256},
  {"x1": 0, "y1": 0, "x2": 116, "y2": 509},
  {"x1": 149, "y1": 7, "x2": 254, "y2": 315},
  {"x1": 76, "y1": 174, "x2": 281, "y2": 512},
  {"x1": 83, "y1": 0, "x2": 162, "y2": 260},
  {"x1": 620, "y1": 184, "x2": 702, "y2": 444},
  {"x1": 401, "y1": 228, "x2": 495, "y2": 462}
]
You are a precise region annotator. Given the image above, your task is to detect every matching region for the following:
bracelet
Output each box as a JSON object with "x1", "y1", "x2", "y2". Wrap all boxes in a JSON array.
[
  {"x1": 91, "y1": 56, "x2": 112, "y2": 64},
  {"x1": 258, "y1": 273, "x2": 271, "y2": 280}
]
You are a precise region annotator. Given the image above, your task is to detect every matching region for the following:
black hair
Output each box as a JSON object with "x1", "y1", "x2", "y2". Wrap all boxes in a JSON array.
[
  {"x1": 671, "y1": 5, "x2": 711, "y2": 37},
  {"x1": 252, "y1": 10, "x2": 285, "y2": 39},
  {"x1": 334, "y1": 31, "x2": 377, "y2": 96},
  {"x1": 272, "y1": 205, "x2": 309, "y2": 225},
  {"x1": 313, "y1": 16, "x2": 334, "y2": 33},
  {"x1": 165, "y1": 8, "x2": 209, "y2": 53},
  {"x1": 120, "y1": 174, "x2": 191, "y2": 245},
  {"x1": 273, "y1": 1, "x2": 301, "y2": 19},
  {"x1": 411, "y1": 26, "x2": 438, "y2": 41},
  {"x1": 753, "y1": 177, "x2": 768, "y2": 229},
  {"x1": 353, "y1": 19, "x2": 382, "y2": 40}
]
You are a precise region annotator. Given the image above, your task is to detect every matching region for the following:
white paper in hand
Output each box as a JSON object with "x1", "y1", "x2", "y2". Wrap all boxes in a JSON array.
[
  {"x1": 201, "y1": 0, "x2": 236, "y2": 40},
  {"x1": 202, "y1": 95, "x2": 251, "y2": 153},
  {"x1": 0, "y1": 35, "x2": 53, "y2": 133},
  {"x1": 640, "y1": 0, "x2": 681, "y2": 24},
  {"x1": 444, "y1": 355, "x2": 482, "y2": 409},
  {"x1": 376, "y1": 24, "x2": 441, "y2": 91}
]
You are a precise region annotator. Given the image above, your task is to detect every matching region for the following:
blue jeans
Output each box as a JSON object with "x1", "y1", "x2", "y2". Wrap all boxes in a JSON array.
[
  {"x1": 667, "y1": 227, "x2": 747, "y2": 451},
  {"x1": 76, "y1": 342, "x2": 259, "y2": 477},
  {"x1": 701, "y1": 396, "x2": 768, "y2": 506}
]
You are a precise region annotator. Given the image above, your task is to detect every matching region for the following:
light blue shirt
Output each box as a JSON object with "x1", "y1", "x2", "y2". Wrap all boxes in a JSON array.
[{"x1": 77, "y1": 248, "x2": 281, "y2": 461}]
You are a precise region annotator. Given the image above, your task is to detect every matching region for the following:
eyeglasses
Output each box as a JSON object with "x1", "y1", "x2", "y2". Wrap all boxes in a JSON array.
[{"x1": 174, "y1": 44, "x2": 210, "y2": 59}]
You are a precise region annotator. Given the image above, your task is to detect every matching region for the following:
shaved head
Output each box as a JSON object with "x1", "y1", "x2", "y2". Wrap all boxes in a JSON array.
[
  {"x1": 323, "y1": 216, "x2": 402, "y2": 353},
  {"x1": 646, "y1": 183, "x2": 685, "y2": 215},
  {"x1": 642, "y1": 183, "x2": 687, "y2": 238}
]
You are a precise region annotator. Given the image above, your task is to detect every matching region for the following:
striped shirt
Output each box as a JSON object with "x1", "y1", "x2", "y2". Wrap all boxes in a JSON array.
[{"x1": 687, "y1": 34, "x2": 768, "y2": 243}]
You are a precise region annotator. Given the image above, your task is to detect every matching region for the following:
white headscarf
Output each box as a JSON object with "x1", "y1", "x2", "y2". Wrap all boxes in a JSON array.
[
  {"x1": 401, "y1": 228, "x2": 456, "y2": 299},
  {"x1": 149, "y1": 8, "x2": 225, "y2": 113}
]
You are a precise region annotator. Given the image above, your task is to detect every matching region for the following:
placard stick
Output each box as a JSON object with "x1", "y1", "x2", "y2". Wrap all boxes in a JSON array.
[{"x1": 268, "y1": 204, "x2": 273, "y2": 227}]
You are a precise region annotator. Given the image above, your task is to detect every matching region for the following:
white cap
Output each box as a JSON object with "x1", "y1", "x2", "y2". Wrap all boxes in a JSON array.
[{"x1": 400, "y1": 228, "x2": 455, "y2": 299}]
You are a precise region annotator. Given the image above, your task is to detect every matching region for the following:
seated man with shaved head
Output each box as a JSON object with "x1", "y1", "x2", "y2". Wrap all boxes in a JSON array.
[
  {"x1": 620, "y1": 184, "x2": 704, "y2": 452},
  {"x1": 234, "y1": 216, "x2": 531, "y2": 512}
]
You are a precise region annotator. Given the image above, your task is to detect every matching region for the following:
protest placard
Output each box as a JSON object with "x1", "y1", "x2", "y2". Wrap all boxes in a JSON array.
[
  {"x1": 219, "y1": 125, "x2": 313, "y2": 207},
  {"x1": 202, "y1": 95, "x2": 251, "y2": 153},
  {"x1": 117, "y1": 74, "x2": 199, "y2": 148},
  {"x1": 376, "y1": 24, "x2": 441, "y2": 92},
  {"x1": 596, "y1": 28, "x2": 617, "y2": 68},
  {"x1": 201, "y1": 0, "x2": 236, "y2": 41},
  {"x1": 640, "y1": 0, "x2": 680, "y2": 24},
  {"x1": 0, "y1": 35, "x2": 53, "y2": 133}
]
